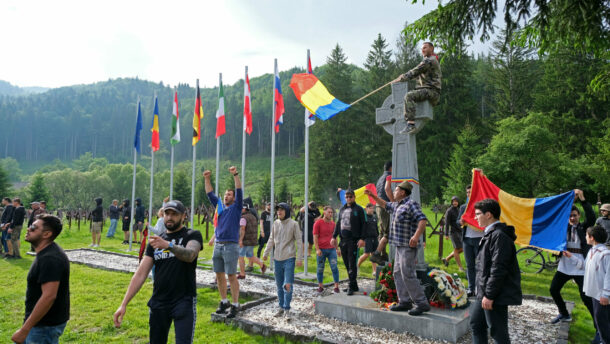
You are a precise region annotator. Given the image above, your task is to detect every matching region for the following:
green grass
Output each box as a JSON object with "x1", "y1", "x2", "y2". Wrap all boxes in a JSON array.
[{"x1": 1, "y1": 209, "x2": 596, "y2": 343}]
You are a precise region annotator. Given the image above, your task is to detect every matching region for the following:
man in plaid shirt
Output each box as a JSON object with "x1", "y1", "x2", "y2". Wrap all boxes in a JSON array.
[{"x1": 365, "y1": 180, "x2": 430, "y2": 316}]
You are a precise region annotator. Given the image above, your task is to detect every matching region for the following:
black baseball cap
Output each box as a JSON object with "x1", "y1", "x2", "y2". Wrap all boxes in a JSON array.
[{"x1": 164, "y1": 200, "x2": 186, "y2": 214}]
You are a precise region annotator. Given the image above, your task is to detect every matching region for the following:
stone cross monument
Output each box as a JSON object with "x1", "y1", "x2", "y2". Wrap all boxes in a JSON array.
[{"x1": 375, "y1": 82, "x2": 433, "y2": 271}]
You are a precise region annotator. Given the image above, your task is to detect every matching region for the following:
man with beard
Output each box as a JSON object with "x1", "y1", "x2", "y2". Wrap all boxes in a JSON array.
[
  {"x1": 114, "y1": 200, "x2": 203, "y2": 344},
  {"x1": 12, "y1": 214, "x2": 69, "y2": 344}
]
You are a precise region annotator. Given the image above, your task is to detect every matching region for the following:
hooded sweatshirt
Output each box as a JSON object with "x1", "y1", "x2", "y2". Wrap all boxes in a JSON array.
[
  {"x1": 263, "y1": 203, "x2": 303, "y2": 261},
  {"x1": 92, "y1": 198, "x2": 103, "y2": 222},
  {"x1": 121, "y1": 200, "x2": 131, "y2": 223},
  {"x1": 134, "y1": 198, "x2": 145, "y2": 223}
]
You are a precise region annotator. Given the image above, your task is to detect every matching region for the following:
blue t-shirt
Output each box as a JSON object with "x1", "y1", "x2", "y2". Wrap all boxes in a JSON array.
[{"x1": 207, "y1": 188, "x2": 243, "y2": 243}]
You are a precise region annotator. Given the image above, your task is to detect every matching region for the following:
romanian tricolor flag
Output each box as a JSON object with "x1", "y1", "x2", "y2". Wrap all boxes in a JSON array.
[
  {"x1": 274, "y1": 69, "x2": 285, "y2": 133},
  {"x1": 213, "y1": 200, "x2": 224, "y2": 228},
  {"x1": 192, "y1": 80, "x2": 204, "y2": 146},
  {"x1": 462, "y1": 169, "x2": 575, "y2": 252},
  {"x1": 290, "y1": 73, "x2": 350, "y2": 121},
  {"x1": 338, "y1": 184, "x2": 378, "y2": 209},
  {"x1": 391, "y1": 177, "x2": 420, "y2": 185},
  {"x1": 151, "y1": 96, "x2": 160, "y2": 152},
  {"x1": 304, "y1": 55, "x2": 316, "y2": 127}
]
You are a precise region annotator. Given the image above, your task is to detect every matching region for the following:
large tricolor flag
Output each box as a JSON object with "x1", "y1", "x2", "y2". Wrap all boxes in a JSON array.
[
  {"x1": 216, "y1": 79, "x2": 226, "y2": 138},
  {"x1": 305, "y1": 56, "x2": 316, "y2": 127},
  {"x1": 290, "y1": 73, "x2": 350, "y2": 121},
  {"x1": 274, "y1": 69, "x2": 285, "y2": 133},
  {"x1": 170, "y1": 91, "x2": 180, "y2": 145},
  {"x1": 244, "y1": 73, "x2": 253, "y2": 135},
  {"x1": 192, "y1": 82, "x2": 204, "y2": 146},
  {"x1": 462, "y1": 169, "x2": 575, "y2": 252},
  {"x1": 338, "y1": 184, "x2": 378, "y2": 209},
  {"x1": 134, "y1": 100, "x2": 143, "y2": 153},
  {"x1": 151, "y1": 96, "x2": 160, "y2": 152}
]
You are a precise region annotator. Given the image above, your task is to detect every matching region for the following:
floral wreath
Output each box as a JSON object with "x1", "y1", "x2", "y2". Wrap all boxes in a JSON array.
[{"x1": 428, "y1": 268, "x2": 469, "y2": 309}]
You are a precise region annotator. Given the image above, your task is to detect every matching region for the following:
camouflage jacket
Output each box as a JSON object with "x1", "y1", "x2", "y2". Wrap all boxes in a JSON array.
[{"x1": 400, "y1": 55, "x2": 441, "y2": 91}]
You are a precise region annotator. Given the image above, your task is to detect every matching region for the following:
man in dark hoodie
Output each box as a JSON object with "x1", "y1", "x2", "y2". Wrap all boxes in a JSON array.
[
  {"x1": 1, "y1": 197, "x2": 14, "y2": 256},
  {"x1": 91, "y1": 197, "x2": 103, "y2": 247},
  {"x1": 120, "y1": 199, "x2": 131, "y2": 245},
  {"x1": 134, "y1": 198, "x2": 145, "y2": 244},
  {"x1": 332, "y1": 189, "x2": 366, "y2": 295},
  {"x1": 8, "y1": 198, "x2": 26, "y2": 259},
  {"x1": 471, "y1": 198, "x2": 522, "y2": 344}
]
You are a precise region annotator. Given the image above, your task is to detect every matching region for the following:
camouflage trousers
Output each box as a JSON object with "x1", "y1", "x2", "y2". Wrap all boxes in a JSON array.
[{"x1": 403, "y1": 88, "x2": 440, "y2": 121}]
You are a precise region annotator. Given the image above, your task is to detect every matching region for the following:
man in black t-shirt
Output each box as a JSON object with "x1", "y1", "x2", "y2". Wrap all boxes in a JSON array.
[
  {"x1": 114, "y1": 200, "x2": 203, "y2": 344},
  {"x1": 257, "y1": 203, "x2": 272, "y2": 258},
  {"x1": 12, "y1": 214, "x2": 69, "y2": 344}
]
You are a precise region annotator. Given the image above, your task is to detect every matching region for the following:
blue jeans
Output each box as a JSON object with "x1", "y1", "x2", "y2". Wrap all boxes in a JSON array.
[
  {"x1": 1, "y1": 229, "x2": 8, "y2": 253},
  {"x1": 316, "y1": 248, "x2": 339, "y2": 284},
  {"x1": 463, "y1": 236, "x2": 481, "y2": 293},
  {"x1": 106, "y1": 219, "x2": 118, "y2": 238},
  {"x1": 25, "y1": 322, "x2": 67, "y2": 344},
  {"x1": 274, "y1": 257, "x2": 295, "y2": 310}
]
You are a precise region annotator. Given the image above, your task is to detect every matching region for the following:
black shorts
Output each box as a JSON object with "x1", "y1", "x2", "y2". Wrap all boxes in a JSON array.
[
  {"x1": 302, "y1": 228, "x2": 314, "y2": 245},
  {"x1": 365, "y1": 237, "x2": 379, "y2": 254}
]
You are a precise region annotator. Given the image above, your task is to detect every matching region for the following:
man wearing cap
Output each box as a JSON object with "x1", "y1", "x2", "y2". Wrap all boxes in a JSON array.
[
  {"x1": 238, "y1": 204, "x2": 266, "y2": 278},
  {"x1": 114, "y1": 200, "x2": 203, "y2": 344},
  {"x1": 332, "y1": 188, "x2": 366, "y2": 295},
  {"x1": 365, "y1": 181, "x2": 431, "y2": 315},
  {"x1": 203, "y1": 166, "x2": 243, "y2": 318},
  {"x1": 596, "y1": 203, "x2": 610, "y2": 246}
]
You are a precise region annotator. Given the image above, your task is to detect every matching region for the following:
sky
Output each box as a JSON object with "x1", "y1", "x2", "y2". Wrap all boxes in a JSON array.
[{"x1": 0, "y1": 0, "x2": 493, "y2": 89}]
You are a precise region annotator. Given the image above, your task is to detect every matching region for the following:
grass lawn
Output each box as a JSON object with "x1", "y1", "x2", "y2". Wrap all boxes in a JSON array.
[{"x1": 0, "y1": 208, "x2": 596, "y2": 343}]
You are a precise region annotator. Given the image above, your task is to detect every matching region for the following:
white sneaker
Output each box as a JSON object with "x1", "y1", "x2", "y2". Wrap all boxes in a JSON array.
[
  {"x1": 89, "y1": 243, "x2": 95, "y2": 247},
  {"x1": 273, "y1": 309, "x2": 284, "y2": 317},
  {"x1": 94, "y1": 244, "x2": 100, "y2": 248},
  {"x1": 284, "y1": 309, "x2": 291, "y2": 320}
]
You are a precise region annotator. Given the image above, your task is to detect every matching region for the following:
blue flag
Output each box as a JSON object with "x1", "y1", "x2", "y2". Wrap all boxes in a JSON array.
[{"x1": 134, "y1": 100, "x2": 143, "y2": 153}]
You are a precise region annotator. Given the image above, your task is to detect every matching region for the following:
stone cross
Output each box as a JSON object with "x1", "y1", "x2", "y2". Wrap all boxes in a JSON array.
[{"x1": 375, "y1": 82, "x2": 433, "y2": 271}]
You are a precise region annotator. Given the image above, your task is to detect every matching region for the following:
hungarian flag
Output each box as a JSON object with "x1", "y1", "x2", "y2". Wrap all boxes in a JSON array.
[
  {"x1": 216, "y1": 79, "x2": 226, "y2": 138},
  {"x1": 151, "y1": 96, "x2": 160, "y2": 152},
  {"x1": 192, "y1": 81, "x2": 204, "y2": 146},
  {"x1": 274, "y1": 69, "x2": 285, "y2": 133},
  {"x1": 134, "y1": 100, "x2": 143, "y2": 153},
  {"x1": 170, "y1": 91, "x2": 180, "y2": 145},
  {"x1": 304, "y1": 56, "x2": 316, "y2": 127},
  {"x1": 244, "y1": 73, "x2": 253, "y2": 135}
]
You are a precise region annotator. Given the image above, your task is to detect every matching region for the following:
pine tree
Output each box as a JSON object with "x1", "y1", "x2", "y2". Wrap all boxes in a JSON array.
[
  {"x1": 27, "y1": 173, "x2": 50, "y2": 205},
  {"x1": 172, "y1": 170, "x2": 191, "y2": 206},
  {"x1": 442, "y1": 125, "x2": 484, "y2": 202},
  {"x1": 0, "y1": 164, "x2": 10, "y2": 197}
]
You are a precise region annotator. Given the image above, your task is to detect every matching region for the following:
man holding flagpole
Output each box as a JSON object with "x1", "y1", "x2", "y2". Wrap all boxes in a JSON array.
[{"x1": 204, "y1": 166, "x2": 243, "y2": 319}]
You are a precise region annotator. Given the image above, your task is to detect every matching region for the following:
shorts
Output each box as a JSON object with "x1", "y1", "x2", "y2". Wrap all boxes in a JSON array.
[
  {"x1": 376, "y1": 205, "x2": 390, "y2": 240},
  {"x1": 450, "y1": 229, "x2": 463, "y2": 250},
  {"x1": 239, "y1": 245, "x2": 255, "y2": 258},
  {"x1": 365, "y1": 237, "x2": 379, "y2": 254},
  {"x1": 302, "y1": 228, "x2": 314, "y2": 245},
  {"x1": 213, "y1": 242, "x2": 239, "y2": 275},
  {"x1": 91, "y1": 221, "x2": 103, "y2": 233},
  {"x1": 122, "y1": 221, "x2": 130, "y2": 232},
  {"x1": 134, "y1": 222, "x2": 143, "y2": 232}
]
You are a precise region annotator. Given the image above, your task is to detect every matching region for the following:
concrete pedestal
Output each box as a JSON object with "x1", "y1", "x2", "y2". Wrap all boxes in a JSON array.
[{"x1": 315, "y1": 293, "x2": 470, "y2": 343}]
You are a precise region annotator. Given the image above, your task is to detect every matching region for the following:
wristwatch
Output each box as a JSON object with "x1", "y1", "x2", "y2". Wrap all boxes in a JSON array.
[{"x1": 168, "y1": 241, "x2": 174, "y2": 249}]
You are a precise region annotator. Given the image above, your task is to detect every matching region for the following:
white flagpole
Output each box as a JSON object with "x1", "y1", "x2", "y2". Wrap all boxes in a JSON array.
[
  {"x1": 270, "y1": 59, "x2": 277, "y2": 270},
  {"x1": 241, "y1": 66, "x2": 247, "y2": 195},
  {"x1": 190, "y1": 80, "x2": 199, "y2": 230},
  {"x1": 303, "y1": 49, "x2": 311, "y2": 276},
  {"x1": 169, "y1": 87, "x2": 176, "y2": 200},
  {"x1": 215, "y1": 73, "x2": 222, "y2": 194},
  {"x1": 129, "y1": 98, "x2": 139, "y2": 252}
]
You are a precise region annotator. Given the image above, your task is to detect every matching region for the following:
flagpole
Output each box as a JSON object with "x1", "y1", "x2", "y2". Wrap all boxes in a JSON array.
[
  {"x1": 148, "y1": 94, "x2": 156, "y2": 230},
  {"x1": 270, "y1": 59, "x2": 277, "y2": 270},
  {"x1": 303, "y1": 50, "x2": 310, "y2": 276},
  {"x1": 216, "y1": 73, "x2": 222, "y2": 194},
  {"x1": 241, "y1": 66, "x2": 247, "y2": 195},
  {"x1": 129, "y1": 98, "x2": 139, "y2": 252},
  {"x1": 191, "y1": 80, "x2": 199, "y2": 230},
  {"x1": 170, "y1": 87, "x2": 176, "y2": 200}
]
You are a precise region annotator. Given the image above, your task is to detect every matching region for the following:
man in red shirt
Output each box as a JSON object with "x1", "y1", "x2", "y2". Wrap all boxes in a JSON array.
[{"x1": 313, "y1": 206, "x2": 340, "y2": 294}]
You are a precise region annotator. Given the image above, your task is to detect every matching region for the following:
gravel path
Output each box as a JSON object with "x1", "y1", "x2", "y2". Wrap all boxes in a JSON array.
[{"x1": 66, "y1": 249, "x2": 561, "y2": 343}]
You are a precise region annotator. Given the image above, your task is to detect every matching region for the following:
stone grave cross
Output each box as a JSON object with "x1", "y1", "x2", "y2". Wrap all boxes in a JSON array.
[{"x1": 375, "y1": 82, "x2": 434, "y2": 270}]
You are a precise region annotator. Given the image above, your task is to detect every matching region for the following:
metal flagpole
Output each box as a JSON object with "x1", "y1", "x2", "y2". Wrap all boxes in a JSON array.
[
  {"x1": 241, "y1": 66, "x2": 247, "y2": 194},
  {"x1": 270, "y1": 59, "x2": 277, "y2": 270},
  {"x1": 215, "y1": 73, "x2": 222, "y2": 195},
  {"x1": 169, "y1": 87, "x2": 176, "y2": 200},
  {"x1": 129, "y1": 98, "x2": 139, "y2": 252},
  {"x1": 148, "y1": 128, "x2": 155, "y2": 228},
  {"x1": 190, "y1": 145, "x2": 196, "y2": 229},
  {"x1": 303, "y1": 49, "x2": 310, "y2": 276}
]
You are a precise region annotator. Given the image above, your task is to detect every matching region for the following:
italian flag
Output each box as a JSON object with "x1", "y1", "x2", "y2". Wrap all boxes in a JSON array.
[
  {"x1": 216, "y1": 79, "x2": 226, "y2": 138},
  {"x1": 170, "y1": 91, "x2": 180, "y2": 145}
]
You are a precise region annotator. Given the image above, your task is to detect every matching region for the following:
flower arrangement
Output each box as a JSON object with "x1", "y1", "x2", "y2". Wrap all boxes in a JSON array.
[
  {"x1": 370, "y1": 261, "x2": 397, "y2": 309},
  {"x1": 427, "y1": 268, "x2": 469, "y2": 309}
]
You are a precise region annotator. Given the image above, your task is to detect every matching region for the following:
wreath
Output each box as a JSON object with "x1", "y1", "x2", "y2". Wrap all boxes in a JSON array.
[
  {"x1": 427, "y1": 268, "x2": 469, "y2": 309},
  {"x1": 370, "y1": 261, "x2": 398, "y2": 309}
]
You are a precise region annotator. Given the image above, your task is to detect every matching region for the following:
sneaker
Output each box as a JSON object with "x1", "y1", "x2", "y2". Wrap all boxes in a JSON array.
[
  {"x1": 89, "y1": 243, "x2": 95, "y2": 247},
  {"x1": 347, "y1": 289, "x2": 354, "y2": 296},
  {"x1": 333, "y1": 287, "x2": 340, "y2": 294},
  {"x1": 369, "y1": 251, "x2": 385, "y2": 265},
  {"x1": 399, "y1": 122, "x2": 416, "y2": 134},
  {"x1": 467, "y1": 290, "x2": 475, "y2": 297},
  {"x1": 408, "y1": 304, "x2": 431, "y2": 316},
  {"x1": 274, "y1": 309, "x2": 285, "y2": 317},
  {"x1": 550, "y1": 314, "x2": 572, "y2": 324},
  {"x1": 343, "y1": 286, "x2": 359, "y2": 293},
  {"x1": 122, "y1": 240, "x2": 128, "y2": 245},
  {"x1": 215, "y1": 301, "x2": 230, "y2": 314},
  {"x1": 284, "y1": 309, "x2": 291, "y2": 320},
  {"x1": 390, "y1": 302, "x2": 413, "y2": 312},
  {"x1": 316, "y1": 287, "x2": 324, "y2": 294},
  {"x1": 441, "y1": 258, "x2": 449, "y2": 267},
  {"x1": 245, "y1": 266, "x2": 254, "y2": 272},
  {"x1": 226, "y1": 304, "x2": 239, "y2": 318}
]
